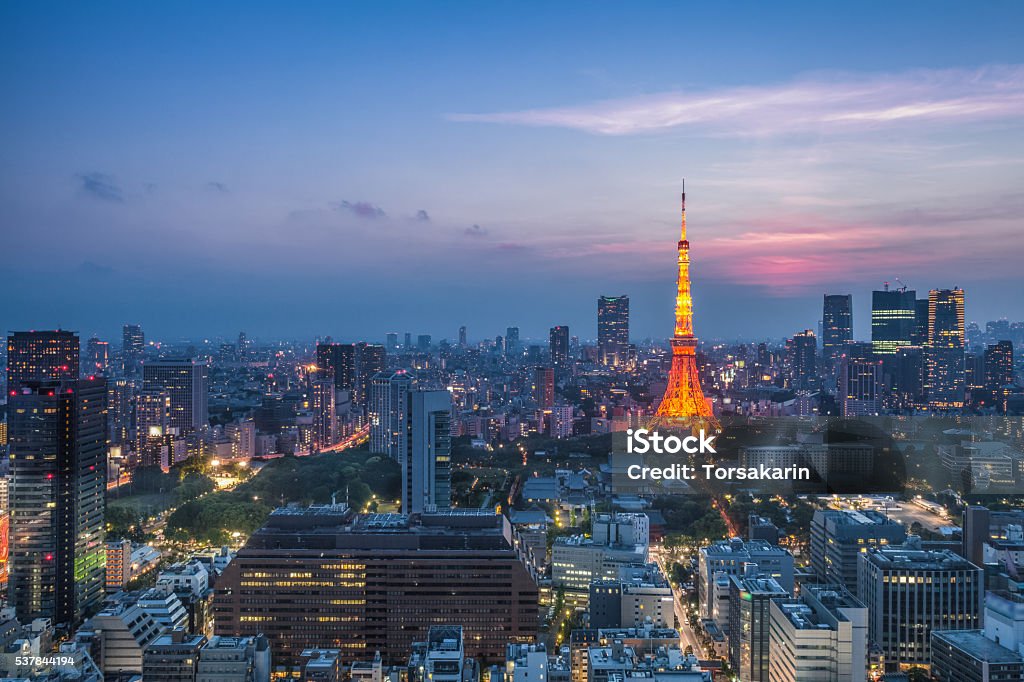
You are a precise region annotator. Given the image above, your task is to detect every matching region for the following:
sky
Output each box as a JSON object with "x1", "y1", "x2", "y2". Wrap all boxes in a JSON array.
[{"x1": 2, "y1": 2, "x2": 1023, "y2": 344}]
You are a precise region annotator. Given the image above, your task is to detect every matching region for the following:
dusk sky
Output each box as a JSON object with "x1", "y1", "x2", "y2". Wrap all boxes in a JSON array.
[{"x1": 2, "y1": 2, "x2": 1023, "y2": 344}]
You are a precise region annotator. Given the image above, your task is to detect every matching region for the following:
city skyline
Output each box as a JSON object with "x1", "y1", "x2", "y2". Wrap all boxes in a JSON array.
[{"x1": 2, "y1": 3, "x2": 1023, "y2": 340}]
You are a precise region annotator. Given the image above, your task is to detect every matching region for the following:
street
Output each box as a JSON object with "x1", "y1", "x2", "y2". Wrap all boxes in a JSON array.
[{"x1": 649, "y1": 543, "x2": 705, "y2": 656}]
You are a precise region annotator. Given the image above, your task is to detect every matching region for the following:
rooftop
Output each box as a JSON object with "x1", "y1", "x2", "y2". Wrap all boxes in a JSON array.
[
  {"x1": 864, "y1": 544, "x2": 980, "y2": 571},
  {"x1": 932, "y1": 629, "x2": 1023, "y2": 664},
  {"x1": 701, "y1": 538, "x2": 789, "y2": 557}
]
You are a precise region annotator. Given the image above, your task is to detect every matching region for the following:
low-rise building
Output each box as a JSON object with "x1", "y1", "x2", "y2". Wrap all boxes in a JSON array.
[
  {"x1": 143, "y1": 628, "x2": 208, "y2": 682},
  {"x1": 197, "y1": 634, "x2": 271, "y2": 682}
]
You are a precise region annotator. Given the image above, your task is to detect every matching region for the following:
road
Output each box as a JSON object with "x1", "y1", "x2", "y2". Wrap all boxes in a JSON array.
[
  {"x1": 320, "y1": 424, "x2": 370, "y2": 453},
  {"x1": 107, "y1": 470, "x2": 132, "y2": 490},
  {"x1": 649, "y1": 544, "x2": 704, "y2": 656}
]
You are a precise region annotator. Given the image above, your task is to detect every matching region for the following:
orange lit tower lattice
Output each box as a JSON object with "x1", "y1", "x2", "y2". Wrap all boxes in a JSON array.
[{"x1": 655, "y1": 182, "x2": 719, "y2": 429}]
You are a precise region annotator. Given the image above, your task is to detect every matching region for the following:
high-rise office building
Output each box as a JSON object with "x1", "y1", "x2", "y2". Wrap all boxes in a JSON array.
[
  {"x1": 355, "y1": 343, "x2": 386, "y2": 410},
  {"x1": 143, "y1": 359, "x2": 209, "y2": 434},
  {"x1": 838, "y1": 355, "x2": 883, "y2": 416},
  {"x1": 768, "y1": 585, "x2": 868, "y2": 682},
  {"x1": 316, "y1": 343, "x2": 356, "y2": 395},
  {"x1": 458, "y1": 326, "x2": 467, "y2": 348},
  {"x1": 213, "y1": 508, "x2": 538, "y2": 667},
  {"x1": 858, "y1": 540, "x2": 982, "y2": 671},
  {"x1": 405, "y1": 390, "x2": 452, "y2": 515},
  {"x1": 912, "y1": 298, "x2": 929, "y2": 346},
  {"x1": 310, "y1": 376, "x2": 337, "y2": 452},
  {"x1": 122, "y1": 324, "x2": 145, "y2": 378},
  {"x1": 385, "y1": 333, "x2": 399, "y2": 352},
  {"x1": 107, "y1": 377, "x2": 134, "y2": 446},
  {"x1": 417, "y1": 335, "x2": 432, "y2": 352},
  {"x1": 965, "y1": 352, "x2": 986, "y2": 391},
  {"x1": 6, "y1": 330, "x2": 79, "y2": 389},
  {"x1": 871, "y1": 287, "x2": 916, "y2": 355},
  {"x1": 505, "y1": 327, "x2": 520, "y2": 357},
  {"x1": 809, "y1": 510, "x2": 905, "y2": 594},
  {"x1": 698, "y1": 538, "x2": 794, "y2": 621},
  {"x1": 533, "y1": 367, "x2": 554, "y2": 409},
  {"x1": 985, "y1": 340, "x2": 1014, "y2": 392},
  {"x1": 7, "y1": 377, "x2": 107, "y2": 626},
  {"x1": 84, "y1": 336, "x2": 109, "y2": 377},
  {"x1": 728, "y1": 573, "x2": 789, "y2": 682},
  {"x1": 892, "y1": 346, "x2": 925, "y2": 408},
  {"x1": 822, "y1": 294, "x2": 853, "y2": 364},
  {"x1": 790, "y1": 330, "x2": 817, "y2": 390},
  {"x1": 136, "y1": 390, "x2": 171, "y2": 467},
  {"x1": 597, "y1": 295, "x2": 629, "y2": 367},
  {"x1": 369, "y1": 370, "x2": 414, "y2": 460},
  {"x1": 549, "y1": 326, "x2": 569, "y2": 372},
  {"x1": 404, "y1": 332, "x2": 412, "y2": 350},
  {"x1": 926, "y1": 287, "x2": 966, "y2": 409}
]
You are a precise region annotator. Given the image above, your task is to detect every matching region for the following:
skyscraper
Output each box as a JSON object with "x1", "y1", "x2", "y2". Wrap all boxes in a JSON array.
[
  {"x1": 355, "y1": 343, "x2": 386, "y2": 410},
  {"x1": 316, "y1": 343, "x2": 356, "y2": 395},
  {"x1": 821, "y1": 294, "x2": 852, "y2": 364},
  {"x1": 839, "y1": 356, "x2": 883, "y2": 417},
  {"x1": 136, "y1": 390, "x2": 171, "y2": 467},
  {"x1": 655, "y1": 185, "x2": 716, "y2": 424},
  {"x1": 369, "y1": 370, "x2": 413, "y2": 459},
  {"x1": 912, "y1": 298, "x2": 930, "y2": 346},
  {"x1": 6, "y1": 330, "x2": 79, "y2": 389},
  {"x1": 310, "y1": 375, "x2": 337, "y2": 452},
  {"x1": 505, "y1": 327, "x2": 520, "y2": 356},
  {"x1": 7, "y1": 377, "x2": 107, "y2": 626},
  {"x1": 458, "y1": 326, "x2": 467, "y2": 348},
  {"x1": 728, "y1": 574, "x2": 789, "y2": 682},
  {"x1": 597, "y1": 295, "x2": 629, "y2": 367},
  {"x1": 926, "y1": 287, "x2": 966, "y2": 409},
  {"x1": 142, "y1": 359, "x2": 209, "y2": 434},
  {"x1": 871, "y1": 286, "x2": 916, "y2": 355},
  {"x1": 107, "y1": 377, "x2": 134, "y2": 446},
  {"x1": 84, "y1": 336, "x2": 109, "y2": 377},
  {"x1": 533, "y1": 366, "x2": 555, "y2": 409},
  {"x1": 403, "y1": 332, "x2": 412, "y2": 350},
  {"x1": 549, "y1": 325, "x2": 569, "y2": 372},
  {"x1": 790, "y1": 330, "x2": 817, "y2": 390},
  {"x1": 385, "y1": 332, "x2": 399, "y2": 352},
  {"x1": 417, "y1": 335, "x2": 432, "y2": 352},
  {"x1": 405, "y1": 390, "x2": 452, "y2": 515},
  {"x1": 984, "y1": 340, "x2": 1014, "y2": 393},
  {"x1": 122, "y1": 324, "x2": 145, "y2": 378}
]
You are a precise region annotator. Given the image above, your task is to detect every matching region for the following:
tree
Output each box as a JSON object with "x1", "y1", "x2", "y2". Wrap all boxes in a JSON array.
[
  {"x1": 905, "y1": 667, "x2": 930, "y2": 682},
  {"x1": 106, "y1": 505, "x2": 145, "y2": 543}
]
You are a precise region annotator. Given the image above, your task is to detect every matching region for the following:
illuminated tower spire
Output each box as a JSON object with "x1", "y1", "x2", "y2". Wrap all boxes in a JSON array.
[{"x1": 656, "y1": 181, "x2": 718, "y2": 426}]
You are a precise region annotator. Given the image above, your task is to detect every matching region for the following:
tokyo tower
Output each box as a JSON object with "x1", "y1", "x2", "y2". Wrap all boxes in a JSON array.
[{"x1": 655, "y1": 182, "x2": 719, "y2": 429}]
